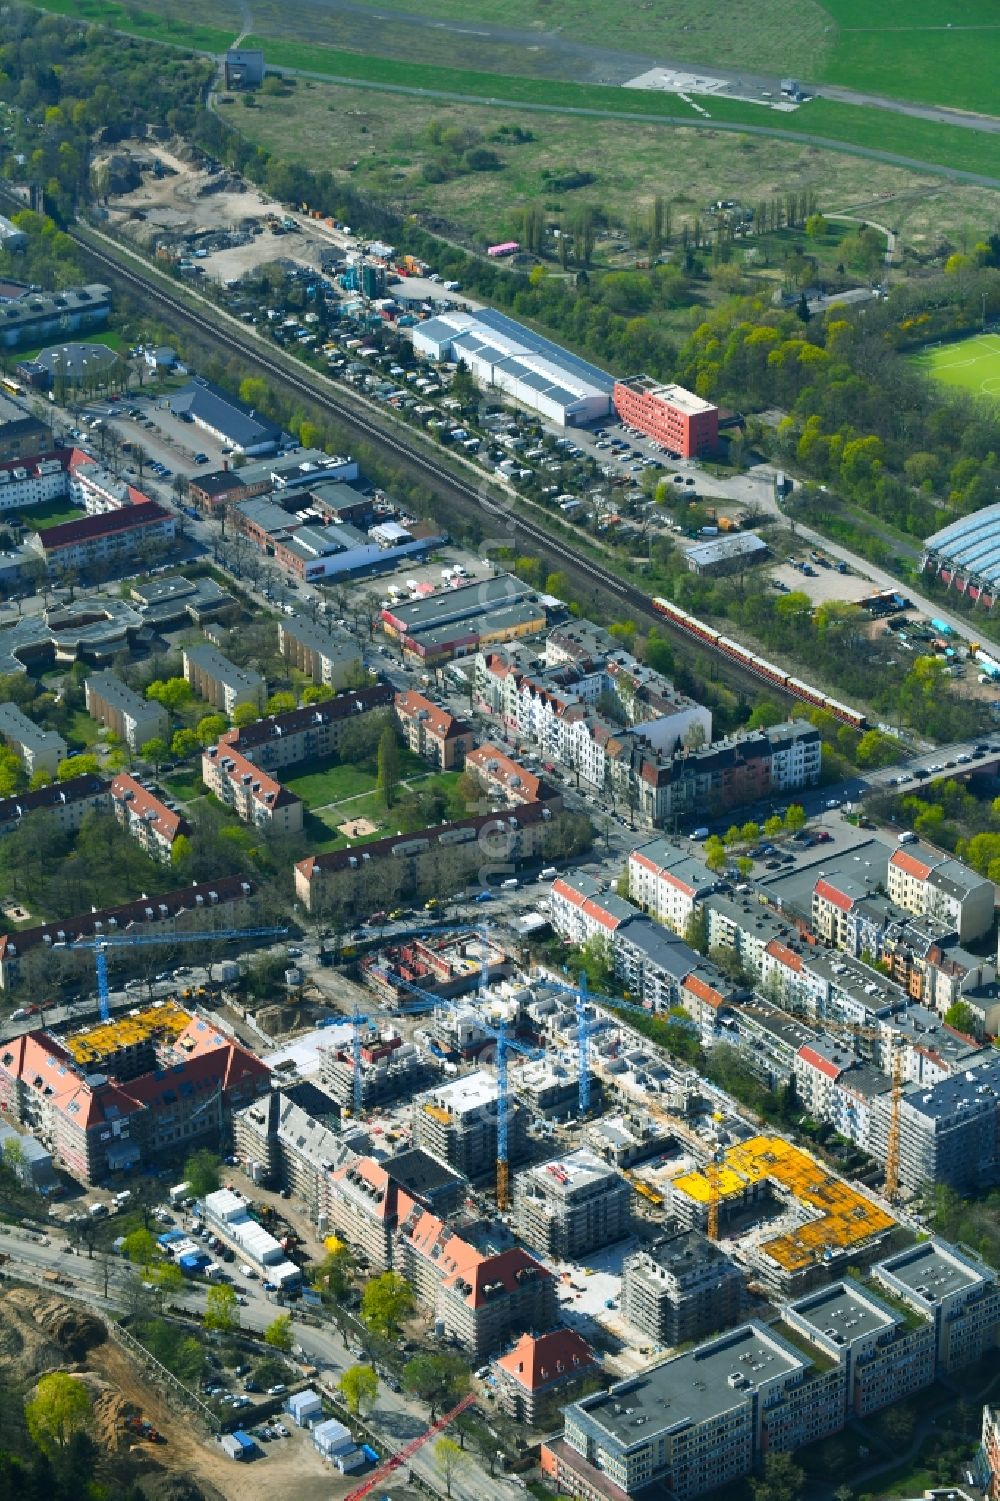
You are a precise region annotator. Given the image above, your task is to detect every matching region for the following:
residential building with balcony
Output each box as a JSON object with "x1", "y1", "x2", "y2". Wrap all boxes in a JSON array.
[
  {"x1": 84, "y1": 671, "x2": 168, "y2": 753},
  {"x1": 110, "y1": 773, "x2": 190, "y2": 861},
  {"x1": 183, "y1": 643, "x2": 264, "y2": 715},
  {"x1": 394, "y1": 689, "x2": 475, "y2": 770},
  {"x1": 0, "y1": 701, "x2": 65, "y2": 775},
  {"x1": 621, "y1": 1227, "x2": 743, "y2": 1347}
]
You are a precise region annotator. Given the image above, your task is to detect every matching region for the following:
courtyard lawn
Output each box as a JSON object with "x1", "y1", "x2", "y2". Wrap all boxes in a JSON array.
[
  {"x1": 21, "y1": 498, "x2": 87, "y2": 530},
  {"x1": 282, "y1": 760, "x2": 378, "y2": 808},
  {"x1": 912, "y1": 332, "x2": 1000, "y2": 405}
]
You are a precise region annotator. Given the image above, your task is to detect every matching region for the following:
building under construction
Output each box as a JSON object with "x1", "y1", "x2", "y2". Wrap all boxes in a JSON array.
[
  {"x1": 622, "y1": 1225, "x2": 744, "y2": 1347},
  {"x1": 319, "y1": 1030, "x2": 438, "y2": 1113},
  {"x1": 513, "y1": 1148, "x2": 631, "y2": 1260},
  {"x1": 63, "y1": 999, "x2": 191, "y2": 1079},
  {"x1": 362, "y1": 930, "x2": 511, "y2": 1006},
  {"x1": 412, "y1": 1068, "x2": 528, "y2": 1180},
  {"x1": 670, "y1": 1135, "x2": 895, "y2": 1292}
]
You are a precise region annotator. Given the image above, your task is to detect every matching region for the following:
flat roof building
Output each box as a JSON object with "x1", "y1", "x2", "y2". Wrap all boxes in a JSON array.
[
  {"x1": 873, "y1": 1238, "x2": 1000, "y2": 1373},
  {"x1": 278, "y1": 614, "x2": 363, "y2": 691},
  {"x1": 169, "y1": 376, "x2": 284, "y2": 456},
  {"x1": 412, "y1": 1068, "x2": 528, "y2": 1180},
  {"x1": 0, "y1": 284, "x2": 110, "y2": 349},
  {"x1": 685, "y1": 532, "x2": 768, "y2": 575},
  {"x1": 613, "y1": 376, "x2": 719, "y2": 458},
  {"x1": 513, "y1": 1148, "x2": 632, "y2": 1261}
]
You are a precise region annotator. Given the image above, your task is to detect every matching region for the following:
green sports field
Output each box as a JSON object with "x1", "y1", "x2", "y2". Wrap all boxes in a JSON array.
[{"x1": 913, "y1": 333, "x2": 1000, "y2": 404}]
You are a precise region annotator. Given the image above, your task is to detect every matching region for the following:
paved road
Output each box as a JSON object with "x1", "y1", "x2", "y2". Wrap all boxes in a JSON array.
[{"x1": 1, "y1": 1227, "x2": 515, "y2": 1501}]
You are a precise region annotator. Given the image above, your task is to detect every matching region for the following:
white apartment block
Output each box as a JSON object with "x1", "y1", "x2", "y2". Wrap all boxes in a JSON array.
[
  {"x1": 888, "y1": 844, "x2": 994, "y2": 943},
  {"x1": 627, "y1": 840, "x2": 717, "y2": 934}
]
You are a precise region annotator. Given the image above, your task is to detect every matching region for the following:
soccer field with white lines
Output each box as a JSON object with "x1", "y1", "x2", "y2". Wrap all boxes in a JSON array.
[{"x1": 914, "y1": 332, "x2": 1000, "y2": 404}]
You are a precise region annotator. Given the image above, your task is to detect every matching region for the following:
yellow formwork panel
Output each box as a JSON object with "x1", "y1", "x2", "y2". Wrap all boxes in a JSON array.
[
  {"x1": 66, "y1": 999, "x2": 191, "y2": 1065},
  {"x1": 422, "y1": 1103, "x2": 451, "y2": 1124},
  {"x1": 673, "y1": 1134, "x2": 894, "y2": 1271}
]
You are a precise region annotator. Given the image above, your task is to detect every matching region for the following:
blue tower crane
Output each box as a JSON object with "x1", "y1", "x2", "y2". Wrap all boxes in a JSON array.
[{"x1": 61, "y1": 925, "x2": 289, "y2": 1022}]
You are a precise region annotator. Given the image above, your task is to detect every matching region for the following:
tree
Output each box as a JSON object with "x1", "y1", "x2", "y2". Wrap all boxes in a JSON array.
[
  {"x1": 763, "y1": 814, "x2": 784, "y2": 837},
  {"x1": 376, "y1": 724, "x2": 400, "y2": 810},
  {"x1": 265, "y1": 690, "x2": 297, "y2": 715},
  {"x1": 183, "y1": 1148, "x2": 221, "y2": 1197},
  {"x1": 703, "y1": 836, "x2": 727, "y2": 873},
  {"x1": 340, "y1": 1363, "x2": 379, "y2": 1416},
  {"x1": 205, "y1": 1282, "x2": 239, "y2": 1333},
  {"x1": 121, "y1": 1228, "x2": 156, "y2": 1266},
  {"x1": 232, "y1": 701, "x2": 261, "y2": 728},
  {"x1": 264, "y1": 1313, "x2": 293, "y2": 1352},
  {"x1": 944, "y1": 1000, "x2": 979, "y2": 1037},
  {"x1": 57, "y1": 752, "x2": 100, "y2": 781},
  {"x1": 361, "y1": 1270, "x2": 413, "y2": 1337},
  {"x1": 403, "y1": 1352, "x2": 470, "y2": 1421},
  {"x1": 315, "y1": 1238, "x2": 355, "y2": 1298},
  {"x1": 171, "y1": 727, "x2": 201, "y2": 761},
  {"x1": 171, "y1": 833, "x2": 192, "y2": 868},
  {"x1": 783, "y1": 804, "x2": 806, "y2": 832},
  {"x1": 683, "y1": 722, "x2": 707, "y2": 751},
  {"x1": 804, "y1": 213, "x2": 828, "y2": 239},
  {"x1": 434, "y1": 1437, "x2": 465, "y2": 1498},
  {"x1": 151, "y1": 1259, "x2": 183, "y2": 1293},
  {"x1": 25, "y1": 1373, "x2": 93, "y2": 1452},
  {"x1": 197, "y1": 713, "x2": 229, "y2": 747},
  {"x1": 139, "y1": 737, "x2": 169, "y2": 772},
  {"x1": 748, "y1": 702, "x2": 783, "y2": 730},
  {"x1": 146, "y1": 677, "x2": 193, "y2": 714},
  {"x1": 302, "y1": 683, "x2": 334, "y2": 704},
  {"x1": 0, "y1": 745, "x2": 26, "y2": 798},
  {"x1": 750, "y1": 1451, "x2": 805, "y2": 1501}
]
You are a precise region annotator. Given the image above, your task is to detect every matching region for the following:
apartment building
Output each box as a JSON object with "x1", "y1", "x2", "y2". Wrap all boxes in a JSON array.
[
  {"x1": 547, "y1": 1322, "x2": 843, "y2": 1501},
  {"x1": 0, "y1": 772, "x2": 108, "y2": 837},
  {"x1": 394, "y1": 689, "x2": 475, "y2": 770},
  {"x1": 887, "y1": 843, "x2": 994, "y2": 943},
  {"x1": 621, "y1": 1227, "x2": 743, "y2": 1347},
  {"x1": 981, "y1": 1406, "x2": 1000, "y2": 1500},
  {"x1": 211, "y1": 684, "x2": 393, "y2": 773},
  {"x1": 412, "y1": 1069, "x2": 528, "y2": 1180},
  {"x1": 0, "y1": 283, "x2": 110, "y2": 350},
  {"x1": 84, "y1": 671, "x2": 168, "y2": 753},
  {"x1": 492, "y1": 1330, "x2": 599, "y2": 1426},
  {"x1": 182, "y1": 643, "x2": 264, "y2": 715},
  {"x1": 0, "y1": 702, "x2": 65, "y2": 775},
  {"x1": 873, "y1": 1239, "x2": 1000, "y2": 1373},
  {"x1": 0, "y1": 391, "x2": 52, "y2": 463},
  {"x1": 28, "y1": 499, "x2": 175, "y2": 571},
  {"x1": 612, "y1": 919, "x2": 708, "y2": 1015},
  {"x1": 0, "y1": 1013, "x2": 269, "y2": 1183},
  {"x1": 513, "y1": 1149, "x2": 631, "y2": 1260},
  {"x1": 295, "y1": 799, "x2": 558, "y2": 918},
  {"x1": 110, "y1": 773, "x2": 189, "y2": 862},
  {"x1": 868, "y1": 1053, "x2": 1000, "y2": 1194},
  {"x1": 319, "y1": 1033, "x2": 437, "y2": 1113},
  {"x1": 783, "y1": 1278, "x2": 935, "y2": 1417},
  {"x1": 201, "y1": 742, "x2": 304, "y2": 833},
  {"x1": 232, "y1": 1089, "x2": 362, "y2": 1220},
  {"x1": 627, "y1": 840, "x2": 717, "y2": 935},
  {"x1": 0, "y1": 872, "x2": 261, "y2": 990},
  {"x1": 465, "y1": 744, "x2": 561, "y2": 810},
  {"x1": 278, "y1": 615, "x2": 363, "y2": 691},
  {"x1": 549, "y1": 874, "x2": 642, "y2": 949},
  {"x1": 792, "y1": 1039, "x2": 857, "y2": 1120}
]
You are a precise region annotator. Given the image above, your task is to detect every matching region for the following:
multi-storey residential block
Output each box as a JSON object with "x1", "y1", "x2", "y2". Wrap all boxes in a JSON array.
[
  {"x1": 28, "y1": 499, "x2": 175, "y2": 571},
  {"x1": 0, "y1": 1010, "x2": 269, "y2": 1183},
  {"x1": 513, "y1": 1149, "x2": 631, "y2": 1260},
  {"x1": 869, "y1": 1054, "x2": 1000, "y2": 1193},
  {"x1": 621, "y1": 1227, "x2": 743, "y2": 1347},
  {"x1": 784, "y1": 1278, "x2": 935, "y2": 1418},
  {"x1": 0, "y1": 702, "x2": 66, "y2": 775},
  {"x1": 110, "y1": 773, "x2": 190, "y2": 861},
  {"x1": 545, "y1": 1322, "x2": 842, "y2": 1501},
  {"x1": 0, "y1": 772, "x2": 108, "y2": 837},
  {"x1": 549, "y1": 874, "x2": 642, "y2": 949},
  {"x1": 412, "y1": 1069, "x2": 527, "y2": 1180},
  {"x1": 201, "y1": 743, "x2": 303, "y2": 832},
  {"x1": 394, "y1": 689, "x2": 475, "y2": 770},
  {"x1": 232, "y1": 1089, "x2": 362, "y2": 1221},
  {"x1": 208, "y1": 685, "x2": 391, "y2": 773},
  {"x1": 465, "y1": 744, "x2": 561, "y2": 810},
  {"x1": 981, "y1": 1405, "x2": 1000, "y2": 1500},
  {"x1": 84, "y1": 671, "x2": 168, "y2": 753},
  {"x1": 278, "y1": 615, "x2": 363, "y2": 690},
  {"x1": 0, "y1": 872, "x2": 261, "y2": 990},
  {"x1": 887, "y1": 842, "x2": 994, "y2": 942},
  {"x1": 492, "y1": 1330, "x2": 599, "y2": 1426},
  {"x1": 873, "y1": 1240, "x2": 1000, "y2": 1373},
  {"x1": 627, "y1": 840, "x2": 718, "y2": 934},
  {"x1": 182, "y1": 643, "x2": 264, "y2": 714}
]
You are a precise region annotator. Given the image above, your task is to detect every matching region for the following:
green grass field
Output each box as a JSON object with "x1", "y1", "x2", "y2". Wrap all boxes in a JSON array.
[
  {"x1": 913, "y1": 332, "x2": 1000, "y2": 404},
  {"x1": 281, "y1": 759, "x2": 379, "y2": 807},
  {"x1": 23, "y1": 498, "x2": 87, "y2": 530}
]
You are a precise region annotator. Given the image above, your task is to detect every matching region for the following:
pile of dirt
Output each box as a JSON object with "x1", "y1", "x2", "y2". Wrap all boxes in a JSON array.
[
  {"x1": 94, "y1": 151, "x2": 143, "y2": 195},
  {"x1": 92, "y1": 1382, "x2": 132, "y2": 1452},
  {"x1": 34, "y1": 1298, "x2": 106, "y2": 1361},
  {"x1": 0, "y1": 1289, "x2": 74, "y2": 1381}
]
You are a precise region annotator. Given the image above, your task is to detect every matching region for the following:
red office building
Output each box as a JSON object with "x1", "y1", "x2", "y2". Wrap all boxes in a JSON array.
[{"x1": 613, "y1": 375, "x2": 719, "y2": 458}]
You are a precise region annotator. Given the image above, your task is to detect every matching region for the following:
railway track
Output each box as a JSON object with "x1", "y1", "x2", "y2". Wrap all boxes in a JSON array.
[{"x1": 66, "y1": 228, "x2": 800, "y2": 712}]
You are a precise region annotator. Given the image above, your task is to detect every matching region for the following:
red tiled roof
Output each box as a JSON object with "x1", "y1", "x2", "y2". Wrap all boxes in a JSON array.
[
  {"x1": 204, "y1": 743, "x2": 300, "y2": 812},
  {"x1": 796, "y1": 1044, "x2": 844, "y2": 1081},
  {"x1": 766, "y1": 938, "x2": 803, "y2": 973},
  {"x1": 814, "y1": 878, "x2": 853, "y2": 913},
  {"x1": 890, "y1": 849, "x2": 934, "y2": 882},
  {"x1": 495, "y1": 1330, "x2": 597, "y2": 1392},
  {"x1": 111, "y1": 773, "x2": 187, "y2": 843},
  {"x1": 441, "y1": 1244, "x2": 552, "y2": 1309},
  {"x1": 683, "y1": 972, "x2": 725, "y2": 1009},
  {"x1": 466, "y1": 744, "x2": 545, "y2": 803},
  {"x1": 395, "y1": 689, "x2": 472, "y2": 743},
  {"x1": 36, "y1": 499, "x2": 171, "y2": 551}
]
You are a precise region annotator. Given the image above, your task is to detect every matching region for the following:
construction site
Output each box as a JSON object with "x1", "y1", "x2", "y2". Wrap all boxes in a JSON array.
[{"x1": 361, "y1": 930, "x2": 511, "y2": 1007}]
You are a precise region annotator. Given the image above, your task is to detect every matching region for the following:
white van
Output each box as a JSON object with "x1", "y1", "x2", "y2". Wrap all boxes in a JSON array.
[
  {"x1": 501, "y1": 878, "x2": 518, "y2": 890},
  {"x1": 239, "y1": 1263, "x2": 257, "y2": 1280}
]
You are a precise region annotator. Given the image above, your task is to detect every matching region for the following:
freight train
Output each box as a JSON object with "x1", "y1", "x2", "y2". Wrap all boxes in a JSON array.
[{"x1": 651, "y1": 597, "x2": 868, "y2": 730}]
